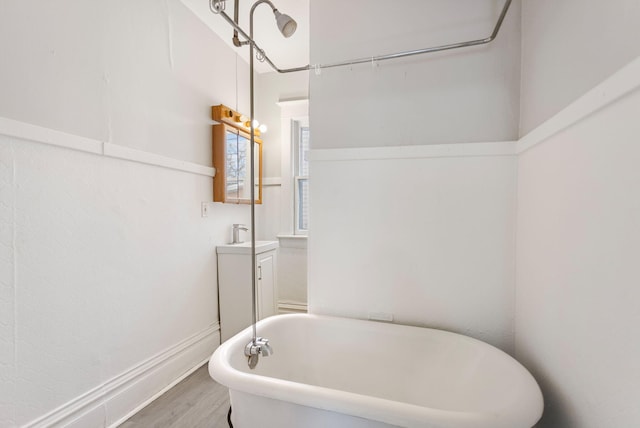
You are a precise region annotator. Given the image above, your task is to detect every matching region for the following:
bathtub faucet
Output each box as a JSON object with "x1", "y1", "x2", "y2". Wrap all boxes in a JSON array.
[{"x1": 245, "y1": 337, "x2": 273, "y2": 369}]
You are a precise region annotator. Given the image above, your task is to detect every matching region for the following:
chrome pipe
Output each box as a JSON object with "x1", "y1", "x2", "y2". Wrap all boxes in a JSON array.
[
  {"x1": 217, "y1": 0, "x2": 277, "y2": 368},
  {"x1": 312, "y1": 39, "x2": 489, "y2": 71},
  {"x1": 290, "y1": 0, "x2": 512, "y2": 73},
  {"x1": 250, "y1": 0, "x2": 275, "y2": 15},
  {"x1": 249, "y1": 5, "x2": 257, "y2": 353},
  {"x1": 248, "y1": 0, "x2": 275, "y2": 363},
  {"x1": 217, "y1": 9, "x2": 284, "y2": 69},
  {"x1": 232, "y1": 0, "x2": 241, "y2": 47},
  {"x1": 214, "y1": 0, "x2": 512, "y2": 74},
  {"x1": 212, "y1": 0, "x2": 513, "y2": 369},
  {"x1": 489, "y1": 0, "x2": 512, "y2": 41}
]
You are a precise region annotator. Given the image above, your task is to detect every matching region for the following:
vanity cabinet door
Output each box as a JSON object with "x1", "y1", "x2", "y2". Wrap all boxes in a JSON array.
[
  {"x1": 256, "y1": 250, "x2": 277, "y2": 320},
  {"x1": 217, "y1": 247, "x2": 278, "y2": 342}
]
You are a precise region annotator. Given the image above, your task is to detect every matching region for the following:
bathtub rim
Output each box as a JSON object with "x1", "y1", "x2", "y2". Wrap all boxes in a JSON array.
[{"x1": 209, "y1": 313, "x2": 543, "y2": 428}]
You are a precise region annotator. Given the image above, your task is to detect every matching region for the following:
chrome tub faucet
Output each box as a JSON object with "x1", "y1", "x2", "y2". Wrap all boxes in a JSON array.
[{"x1": 245, "y1": 337, "x2": 273, "y2": 369}]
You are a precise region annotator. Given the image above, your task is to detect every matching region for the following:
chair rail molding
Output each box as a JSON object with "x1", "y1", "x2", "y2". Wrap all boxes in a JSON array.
[{"x1": 0, "y1": 117, "x2": 215, "y2": 177}]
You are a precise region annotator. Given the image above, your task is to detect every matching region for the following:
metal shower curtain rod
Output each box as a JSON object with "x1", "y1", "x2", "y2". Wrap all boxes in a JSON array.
[{"x1": 212, "y1": 0, "x2": 513, "y2": 73}]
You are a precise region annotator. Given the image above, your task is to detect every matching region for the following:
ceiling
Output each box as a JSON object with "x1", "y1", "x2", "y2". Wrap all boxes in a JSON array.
[{"x1": 180, "y1": 0, "x2": 310, "y2": 74}]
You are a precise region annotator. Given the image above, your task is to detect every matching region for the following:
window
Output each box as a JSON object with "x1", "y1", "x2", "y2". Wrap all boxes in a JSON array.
[
  {"x1": 277, "y1": 100, "x2": 309, "y2": 238},
  {"x1": 293, "y1": 120, "x2": 309, "y2": 234}
]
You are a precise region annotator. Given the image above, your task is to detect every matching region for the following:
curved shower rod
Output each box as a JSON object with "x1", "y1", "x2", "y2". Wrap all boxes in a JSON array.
[{"x1": 210, "y1": 0, "x2": 513, "y2": 73}]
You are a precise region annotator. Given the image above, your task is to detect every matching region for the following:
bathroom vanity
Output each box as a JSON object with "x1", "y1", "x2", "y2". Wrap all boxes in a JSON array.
[{"x1": 217, "y1": 241, "x2": 278, "y2": 342}]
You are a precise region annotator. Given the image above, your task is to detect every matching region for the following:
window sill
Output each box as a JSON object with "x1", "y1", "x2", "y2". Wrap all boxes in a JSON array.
[{"x1": 276, "y1": 234, "x2": 308, "y2": 249}]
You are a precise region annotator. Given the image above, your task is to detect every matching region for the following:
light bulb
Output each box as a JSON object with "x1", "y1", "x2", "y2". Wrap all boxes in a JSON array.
[
  {"x1": 244, "y1": 119, "x2": 261, "y2": 129},
  {"x1": 258, "y1": 124, "x2": 268, "y2": 133}
]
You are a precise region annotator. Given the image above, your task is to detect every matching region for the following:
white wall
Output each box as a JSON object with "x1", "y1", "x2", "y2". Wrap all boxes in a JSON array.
[
  {"x1": 0, "y1": 132, "x2": 245, "y2": 427},
  {"x1": 0, "y1": 140, "x2": 15, "y2": 428},
  {"x1": 261, "y1": 96, "x2": 311, "y2": 312},
  {"x1": 255, "y1": 72, "x2": 309, "y2": 242},
  {"x1": 0, "y1": 0, "x2": 250, "y2": 165},
  {"x1": 309, "y1": 146, "x2": 518, "y2": 351},
  {"x1": 256, "y1": 80, "x2": 310, "y2": 312},
  {"x1": 308, "y1": 0, "x2": 521, "y2": 351},
  {"x1": 308, "y1": 0, "x2": 640, "y2": 425},
  {"x1": 516, "y1": 1, "x2": 640, "y2": 425},
  {"x1": 0, "y1": 0, "x2": 258, "y2": 425},
  {"x1": 310, "y1": 0, "x2": 521, "y2": 149},
  {"x1": 256, "y1": 72, "x2": 309, "y2": 180},
  {"x1": 515, "y1": 84, "x2": 640, "y2": 428},
  {"x1": 275, "y1": 237, "x2": 308, "y2": 312},
  {"x1": 519, "y1": 0, "x2": 640, "y2": 135}
]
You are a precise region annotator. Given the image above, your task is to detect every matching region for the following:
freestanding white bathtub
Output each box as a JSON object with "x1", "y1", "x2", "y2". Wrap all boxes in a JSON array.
[{"x1": 209, "y1": 314, "x2": 543, "y2": 428}]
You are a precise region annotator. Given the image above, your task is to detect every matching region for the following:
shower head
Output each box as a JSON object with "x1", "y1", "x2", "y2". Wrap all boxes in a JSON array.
[{"x1": 273, "y1": 9, "x2": 297, "y2": 38}]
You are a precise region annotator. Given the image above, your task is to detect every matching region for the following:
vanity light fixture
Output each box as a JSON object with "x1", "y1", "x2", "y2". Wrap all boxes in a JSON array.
[
  {"x1": 212, "y1": 104, "x2": 265, "y2": 136},
  {"x1": 243, "y1": 119, "x2": 267, "y2": 133},
  {"x1": 244, "y1": 119, "x2": 261, "y2": 129}
]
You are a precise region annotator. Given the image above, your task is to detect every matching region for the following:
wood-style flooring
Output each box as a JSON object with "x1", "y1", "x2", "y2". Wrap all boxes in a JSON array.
[{"x1": 121, "y1": 364, "x2": 230, "y2": 428}]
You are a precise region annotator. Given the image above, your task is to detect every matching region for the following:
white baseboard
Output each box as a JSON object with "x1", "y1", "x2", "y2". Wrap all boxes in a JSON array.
[
  {"x1": 107, "y1": 357, "x2": 210, "y2": 428},
  {"x1": 277, "y1": 300, "x2": 308, "y2": 314},
  {"x1": 24, "y1": 323, "x2": 220, "y2": 428}
]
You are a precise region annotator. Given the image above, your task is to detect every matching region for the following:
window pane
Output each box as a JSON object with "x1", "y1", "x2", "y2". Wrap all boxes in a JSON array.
[
  {"x1": 225, "y1": 131, "x2": 239, "y2": 199},
  {"x1": 299, "y1": 127, "x2": 310, "y2": 177},
  {"x1": 236, "y1": 134, "x2": 250, "y2": 200},
  {"x1": 297, "y1": 178, "x2": 309, "y2": 231}
]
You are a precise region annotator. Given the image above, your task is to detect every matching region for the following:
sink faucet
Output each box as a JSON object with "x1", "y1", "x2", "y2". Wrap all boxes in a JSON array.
[{"x1": 232, "y1": 224, "x2": 248, "y2": 244}]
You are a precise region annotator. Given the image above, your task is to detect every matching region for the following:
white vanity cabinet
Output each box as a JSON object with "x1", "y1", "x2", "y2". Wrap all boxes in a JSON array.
[{"x1": 217, "y1": 241, "x2": 278, "y2": 342}]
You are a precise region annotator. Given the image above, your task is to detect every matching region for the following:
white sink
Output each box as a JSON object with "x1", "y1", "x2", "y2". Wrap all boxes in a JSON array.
[{"x1": 216, "y1": 240, "x2": 278, "y2": 255}]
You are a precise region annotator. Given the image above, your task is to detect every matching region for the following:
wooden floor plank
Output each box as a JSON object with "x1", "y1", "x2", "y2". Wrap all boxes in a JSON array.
[{"x1": 122, "y1": 364, "x2": 230, "y2": 428}]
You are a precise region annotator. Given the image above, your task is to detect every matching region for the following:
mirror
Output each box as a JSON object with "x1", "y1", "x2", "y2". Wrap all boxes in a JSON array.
[{"x1": 213, "y1": 124, "x2": 262, "y2": 204}]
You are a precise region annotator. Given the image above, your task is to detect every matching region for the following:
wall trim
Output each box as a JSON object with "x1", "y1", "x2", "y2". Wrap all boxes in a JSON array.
[
  {"x1": 102, "y1": 143, "x2": 215, "y2": 177},
  {"x1": 276, "y1": 98, "x2": 309, "y2": 112},
  {"x1": 309, "y1": 141, "x2": 518, "y2": 162},
  {"x1": 0, "y1": 117, "x2": 215, "y2": 178},
  {"x1": 277, "y1": 300, "x2": 308, "y2": 314},
  {"x1": 3, "y1": 59, "x2": 638, "y2": 174},
  {"x1": 517, "y1": 55, "x2": 640, "y2": 154},
  {"x1": 276, "y1": 234, "x2": 308, "y2": 249},
  {"x1": 263, "y1": 176, "x2": 282, "y2": 187},
  {"x1": 24, "y1": 323, "x2": 220, "y2": 428},
  {"x1": 106, "y1": 355, "x2": 210, "y2": 428},
  {"x1": 308, "y1": 56, "x2": 640, "y2": 161}
]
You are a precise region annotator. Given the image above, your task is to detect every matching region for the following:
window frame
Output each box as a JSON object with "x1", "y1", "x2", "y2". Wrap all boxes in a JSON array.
[{"x1": 292, "y1": 118, "x2": 309, "y2": 235}]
